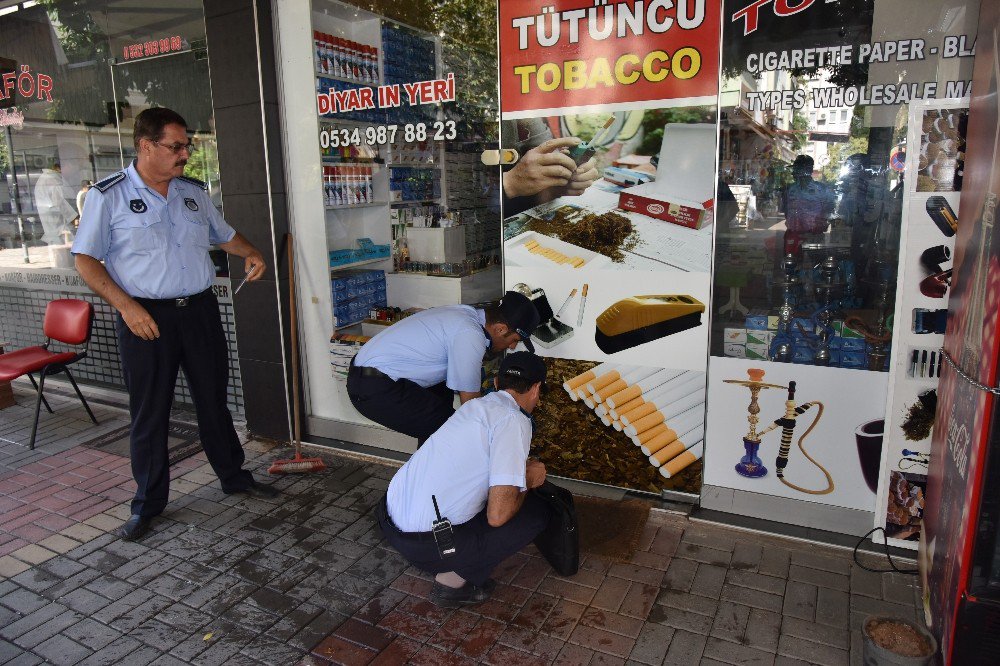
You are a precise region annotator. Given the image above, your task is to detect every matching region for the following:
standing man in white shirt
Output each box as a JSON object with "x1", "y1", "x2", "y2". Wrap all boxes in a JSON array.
[{"x1": 376, "y1": 352, "x2": 551, "y2": 608}]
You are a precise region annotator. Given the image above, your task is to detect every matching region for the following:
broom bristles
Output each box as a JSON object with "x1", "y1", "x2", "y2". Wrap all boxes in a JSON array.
[{"x1": 268, "y1": 457, "x2": 326, "y2": 474}]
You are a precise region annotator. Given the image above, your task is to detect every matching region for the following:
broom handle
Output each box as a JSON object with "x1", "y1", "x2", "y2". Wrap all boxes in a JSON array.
[{"x1": 287, "y1": 234, "x2": 302, "y2": 456}]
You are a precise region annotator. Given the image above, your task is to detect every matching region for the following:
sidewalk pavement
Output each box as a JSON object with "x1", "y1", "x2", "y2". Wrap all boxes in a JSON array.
[{"x1": 0, "y1": 382, "x2": 924, "y2": 665}]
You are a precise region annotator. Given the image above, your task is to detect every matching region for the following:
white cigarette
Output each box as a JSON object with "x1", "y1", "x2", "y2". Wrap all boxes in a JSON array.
[
  {"x1": 624, "y1": 387, "x2": 706, "y2": 438},
  {"x1": 605, "y1": 369, "x2": 683, "y2": 410},
  {"x1": 563, "y1": 362, "x2": 614, "y2": 400},
  {"x1": 649, "y1": 425, "x2": 704, "y2": 466},
  {"x1": 660, "y1": 442, "x2": 704, "y2": 478},
  {"x1": 641, "y1": 408, "x2": 704, "y2": 456},
  {"x1": 620, "y1": 373, "x2": 701, "y2": 427}
]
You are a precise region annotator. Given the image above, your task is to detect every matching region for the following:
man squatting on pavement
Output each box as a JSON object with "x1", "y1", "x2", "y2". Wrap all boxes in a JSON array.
[
  {"x1": 347, "y1": 290, "x2": 541, "y2": 443},
  {"x1": 72, "y1": 107, "x2": 278, "y2": 542},
  {"x1": 376, "y1": 351, "x2": 552, "y2": 608}
]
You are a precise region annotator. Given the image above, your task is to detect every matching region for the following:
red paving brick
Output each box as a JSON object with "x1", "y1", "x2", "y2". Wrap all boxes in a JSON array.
[
  {"x1": 510, "y1": 592, "x2": 559, "y2": 631},
  {"x1": 590, "y1": 575, "x2": 630, "y2": 612},
  {"x1": 619, "y1": 582, "x2": 659, "y2": 619},
  {"x1": 553, "y1": 642, "x2": 595, "y2": 665},
  {"x1": 481, "y1": 643, "x2": 549, "y2": 666},
  {"x1": 455, "y1": 616, "x2": 505, "y2": 660},
  {"x1": 579, "y1": 607, "x2": 644, "y2": 638},
  {"x1": 333, "y1": 618, "x2": 394, "y2": 651},
  {"x1": 311, "y1": 635, "x2": 377, "y2": 666},
  {"x1": 538, "y1": 599, "x2": 586, "y2": 640},
  {"x1": 428, "y1": 610, "x2": 481, "y2": 652},
  {"x1": 408, "y1": 646, "x2": 476, "y2": 665},
  {"x1": 377, "y1": 608, "x2": 440, "y2": 641},
  {"x1": 368, "y1": 637, "x2": 420, "y2": 666},
  {"x1": 389, "y1": 573, "x2": 433, "y2": 599}
]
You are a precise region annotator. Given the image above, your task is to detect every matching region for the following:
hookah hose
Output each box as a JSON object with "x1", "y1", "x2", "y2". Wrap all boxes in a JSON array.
[
  {"x1": 844, "y1": 315, "x2": 892, "y2": 344},
  {"x1": 769, "y1": 381, "x2": 834, "y2": 495}
]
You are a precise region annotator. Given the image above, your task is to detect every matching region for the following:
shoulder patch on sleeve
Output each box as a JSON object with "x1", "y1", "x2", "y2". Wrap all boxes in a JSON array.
[
  {"x1": 177, "y1": 175, "x2": 207, "y2": 190},
  {"x1": 93, "y1": 172, "x2": 126, "y2": 193}
]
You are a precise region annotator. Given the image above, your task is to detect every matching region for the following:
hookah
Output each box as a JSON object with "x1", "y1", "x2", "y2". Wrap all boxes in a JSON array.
[
  {"x1": 807, "y1": 255, "x2": 844, "y2": 365},
  {"x1": 769, "y1": 254, "x2": 800, "y2": 363},
  {"x1": 724, "y1": 368, "x2": 833, "y2": 494},
  {"x1": 846, "y1": 267, "x2": 895, "y2": 371},
  {"x1": 783, "y1": 254, "x2": 843, "y2": 365}
]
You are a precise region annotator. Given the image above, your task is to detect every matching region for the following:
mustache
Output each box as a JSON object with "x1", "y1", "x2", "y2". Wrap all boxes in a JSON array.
[{"x1": 175, "y1": 160, "x2": 187, "y2": 168}]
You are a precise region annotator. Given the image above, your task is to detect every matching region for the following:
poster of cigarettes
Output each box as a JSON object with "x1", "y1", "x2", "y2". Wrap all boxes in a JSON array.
[
  {"x1": 873, "y1": 99, "x2": 967, "y2": 550},
  {"x1": 499, "y1": 0, "x2": 720, "y2": 494}
]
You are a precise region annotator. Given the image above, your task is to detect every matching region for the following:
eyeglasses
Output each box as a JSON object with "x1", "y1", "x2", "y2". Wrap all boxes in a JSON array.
[{"x1": 152, "y1": 140, "x2": 195, "y2": 154}]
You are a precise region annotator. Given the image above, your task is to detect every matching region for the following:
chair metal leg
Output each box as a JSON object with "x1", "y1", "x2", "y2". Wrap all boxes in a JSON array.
[
  {"x1": 26, "y1": 373, "x2": 53, "y2": 413},
  {"x1": 64, "y1": 367, "x2": 98, "y2": 425},
  {"x1": 28, "y1": 372, "x2": 47, "y2": 450}
]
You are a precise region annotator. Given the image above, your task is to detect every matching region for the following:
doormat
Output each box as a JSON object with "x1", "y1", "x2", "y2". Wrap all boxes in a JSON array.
[
  {"x1": 576, "y1": 495, "x2": 651, "y2": 563},
  {"x1": 80, "y1": 422, "x2": 203, "y2": 467}
]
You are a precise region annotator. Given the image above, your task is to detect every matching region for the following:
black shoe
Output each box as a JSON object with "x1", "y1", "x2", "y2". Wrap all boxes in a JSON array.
[
  {"x1": 116, "y1": 515, "x2": 152, "y2": 542},
  {"x1": 430, "y1": 580, "x2": 494, "y2": 608},
  {"x1": 228, "y1": 480, "x2": 280, "y2": 499}
]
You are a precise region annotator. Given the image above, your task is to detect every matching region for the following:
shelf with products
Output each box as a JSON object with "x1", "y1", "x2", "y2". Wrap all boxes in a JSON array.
[{"x1": 314, "y1": 71, "x2": 381, "y2": 87}]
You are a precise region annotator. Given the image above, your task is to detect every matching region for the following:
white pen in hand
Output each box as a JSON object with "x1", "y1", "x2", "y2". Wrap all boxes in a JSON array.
[{"x1": 234, "y1": 263, "x2": 257, "y2": 295}]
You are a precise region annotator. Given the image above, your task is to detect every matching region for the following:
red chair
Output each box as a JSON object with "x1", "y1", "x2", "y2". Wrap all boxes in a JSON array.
[{"x1": 0, "y1": 299, "x2": 98, "y2": 449}]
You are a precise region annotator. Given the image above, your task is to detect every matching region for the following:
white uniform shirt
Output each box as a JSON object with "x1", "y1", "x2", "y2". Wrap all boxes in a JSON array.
[
  {"x1": 386, "y1": 390, "x2": 531, "y2": 532},
  {"x1": 72, "y1": 161, "x2": 235, "y2": 299},
  {"x1": 353, "y1": 305, "x2": 488, "y2": 392}
]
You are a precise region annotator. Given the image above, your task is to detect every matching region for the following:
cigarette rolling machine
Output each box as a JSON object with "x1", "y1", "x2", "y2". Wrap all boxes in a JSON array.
[{"x1": 595, "y1": 295, "x2": 705, "y2": 354}]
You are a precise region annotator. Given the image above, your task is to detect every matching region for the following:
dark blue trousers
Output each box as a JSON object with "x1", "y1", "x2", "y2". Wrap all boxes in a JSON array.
[
  {"x1": 346, "y1": 364, "x2": 455, "y2": 443},
  {"x1": 116, "y1": 290, "x2": 252, "y2": 517},
  {"x1": 377, "y1": 492, "x2": 551, "y2": 586}
]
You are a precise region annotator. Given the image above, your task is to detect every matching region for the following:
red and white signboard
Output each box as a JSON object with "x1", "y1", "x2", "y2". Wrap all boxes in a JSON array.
[{"x1": 499, "y1": 0, "x2": 721, "y2": 117}]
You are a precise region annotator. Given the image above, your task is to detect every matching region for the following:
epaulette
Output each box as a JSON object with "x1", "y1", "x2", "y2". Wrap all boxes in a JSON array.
[
  {"x1": 93, "y1": 172, "x2": 126, "y2": 193},
  {"x1": 177, "y1": 175, "x2": 207, "y2": 191}
]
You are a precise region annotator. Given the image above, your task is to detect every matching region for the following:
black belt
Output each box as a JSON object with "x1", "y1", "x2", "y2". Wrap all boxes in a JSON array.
[
  {"x1": 134, "y1": 288, "x2": 213, "y2": 308},
  {"x1": 351, "y1": 361, "x2": 391, "y2": 380},
  {"x1": 377, "y1": 496, "x2": 436, "y2": 541}
]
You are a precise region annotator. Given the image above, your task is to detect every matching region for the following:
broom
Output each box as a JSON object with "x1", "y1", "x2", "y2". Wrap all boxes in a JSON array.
[{"x1": 269, "y1": 234, "x2": 326, "y2": 474}]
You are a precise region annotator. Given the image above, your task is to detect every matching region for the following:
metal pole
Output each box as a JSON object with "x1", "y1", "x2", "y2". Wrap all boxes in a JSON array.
[{"x1": 3, "y1": 125, "x2": 29, "y2": 263}]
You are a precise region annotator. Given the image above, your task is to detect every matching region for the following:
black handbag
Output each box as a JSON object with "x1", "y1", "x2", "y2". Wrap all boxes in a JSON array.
[{"x1": 531, "y1": 480, "x2": 579, "y2": 576}]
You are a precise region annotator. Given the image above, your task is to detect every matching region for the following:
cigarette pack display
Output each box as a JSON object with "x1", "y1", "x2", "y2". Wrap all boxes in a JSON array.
[
  {"x1": 331, "y1": 269, "x2": 387, "y2": 328},
  {"x1": 745, "y1": 343, "x2": 769, "y2": 360},
  {"x1": 745, "y1": 313, "x2": 769, "y2": 330},
  {"x1": 617, "y1": 124, "x2": 716, "y2": 230},
  {"x1": 724, "y1": 343, "x2": 746, "y2": 358},
  {"x1": 746, "y1": 330, "x2": 772, "y2": 346},
  {"x1": 724, "y1": 328, "x2": 747, "y2": 344}
]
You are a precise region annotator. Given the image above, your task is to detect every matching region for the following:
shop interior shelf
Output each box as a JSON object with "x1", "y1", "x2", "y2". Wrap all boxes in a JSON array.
[
  {"x1": 325, "y1": 201, "x2": 388, "y2": 210},
  {"x1": 386, "y1": 163, "x2": 439, "y2": 168},
  {"x1": 390, "y1": 198, "x2": 439, "y2": 206},
  {"x1": 315, "y1": 71, "x2": 381, "y2": 87},
  {"x1": 329, "y1": 256, "x2": 391, "y2": 272}
]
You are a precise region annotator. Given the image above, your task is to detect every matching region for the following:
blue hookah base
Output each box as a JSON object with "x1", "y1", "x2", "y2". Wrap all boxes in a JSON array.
[{"x1": 735, "y1": 438, "x2": 768, "y2": 478}]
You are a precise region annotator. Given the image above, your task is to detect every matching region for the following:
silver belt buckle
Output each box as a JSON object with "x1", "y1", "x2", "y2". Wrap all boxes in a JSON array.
[{"x1": 175, "y1": 297, "x2": 190, "y2": 307}]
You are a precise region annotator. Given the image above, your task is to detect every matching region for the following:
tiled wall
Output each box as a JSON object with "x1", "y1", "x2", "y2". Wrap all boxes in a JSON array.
[{"x1": 0, "y1": 281, "x2": 244, "y2": 415}]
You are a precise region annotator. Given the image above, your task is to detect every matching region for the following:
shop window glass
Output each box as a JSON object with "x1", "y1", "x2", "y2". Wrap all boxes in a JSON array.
[
  {"x1": 0, "y1": 0, "x2": 217, "y2": 270},
  {"x1": 704, "y1": 0, "x2": 980, "y2": 530},
  {"x1": 292, "y1": 0, "x2": 501, "y2": 445}
]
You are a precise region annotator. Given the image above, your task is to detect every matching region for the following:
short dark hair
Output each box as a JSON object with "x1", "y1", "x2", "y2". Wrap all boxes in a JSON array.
[
  {"x1": 484, "y1": 303, "x2": 508, "y2": 327},
  {"x1": 497, "y1": 374, "x2": 537, "y2": 394},
  {"x1": 133, "y1": 108, "x2": 187, "y2": 151}
]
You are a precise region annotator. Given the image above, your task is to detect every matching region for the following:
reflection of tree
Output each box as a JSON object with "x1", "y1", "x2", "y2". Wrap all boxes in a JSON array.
[
  {"x1": 722, "y1": 0, "x2": 874, "y2": 88},
  {"x1": 821, "y1": 135, "x2": 870, "y2": 182},
  {"x1": 36, "y1": 1, "x2": 211, "y2": 130},
  {"x1": 636, "y1": 107, "x2": 716, "y2": 156}
]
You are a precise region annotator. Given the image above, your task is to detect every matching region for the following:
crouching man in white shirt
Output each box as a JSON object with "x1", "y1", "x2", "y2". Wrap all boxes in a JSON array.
[{"x1": 376, "y1": 352, "x2": 552, "y2": 608}]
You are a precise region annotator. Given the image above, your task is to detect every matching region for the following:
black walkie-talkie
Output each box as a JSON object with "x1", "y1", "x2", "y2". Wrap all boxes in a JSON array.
[{"x1": 431, "y1": 495, "x2": 456, "y2": 558}]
